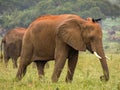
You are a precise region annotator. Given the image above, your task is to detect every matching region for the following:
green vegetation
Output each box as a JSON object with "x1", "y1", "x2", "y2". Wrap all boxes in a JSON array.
[
  {"x1": 0, "y1": 0, "x2": 120, "y2": 29},
  {"x1": 0, "y1": 53, "x2": 120, "y2": 90},
  {"x1": 103, "y1": 18, "x2": 120, "y2": 53}
]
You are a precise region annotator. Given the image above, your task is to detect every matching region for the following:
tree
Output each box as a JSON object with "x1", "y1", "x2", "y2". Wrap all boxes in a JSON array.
[{"x1": 0, "y1": 0, "x2": 120, "y2": 29}]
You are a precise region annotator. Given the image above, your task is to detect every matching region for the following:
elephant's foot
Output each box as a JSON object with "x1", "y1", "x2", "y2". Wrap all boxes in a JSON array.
[
  {"x1": 13, "y1": 64, "x2": 18, "y2": 69},
  {"x1": 15, "y1": 72, "x2": 25, "y2": 82},
  {"x1": 16, "y1": 66, "x2": 27, "y2": 81},
  {"x1": 38, "y1": 75, "x2": 44, "y2": 79},
  {"x1": 100, "y1": 75, "x2": 109, "y2": 82},
  {"x1": 65, "y1": 75, "x2": 73, "y2": 83},
  {"x1": 51, "y1": 75, "x2": 58, "y2": 83},
  {"x1": 15, "y1": 73, "x2": 22, "y2": 81},
  {"x1": 65, "y1": 77, "x2": 72, "y2": 83},
  {"x1": 16, "y1": 70, "x2": 23, "y2": 81}
]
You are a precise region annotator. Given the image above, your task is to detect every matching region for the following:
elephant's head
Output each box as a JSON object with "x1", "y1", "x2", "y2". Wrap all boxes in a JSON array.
[{"x1": 57, "y1": 17, "x2": 109, "y2": 81}]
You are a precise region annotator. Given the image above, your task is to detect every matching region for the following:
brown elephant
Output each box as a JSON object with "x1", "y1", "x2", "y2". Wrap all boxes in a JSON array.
[
  {"x1": 0, "y1": 27, "x2": 26, "y2": 68},
  {"x1": 16, "y1": 14, "x2": 109, "y2": 82}
]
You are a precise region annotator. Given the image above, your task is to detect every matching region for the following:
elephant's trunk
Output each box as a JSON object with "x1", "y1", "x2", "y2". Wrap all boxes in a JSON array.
[{"x1": 93, "y1": 41, "x2": 109, "y2": 81}]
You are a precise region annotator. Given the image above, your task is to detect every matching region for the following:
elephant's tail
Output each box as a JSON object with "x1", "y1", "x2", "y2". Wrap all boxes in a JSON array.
[{"x1": 0, "y1": 39, "x2": 4, "y2": 61}]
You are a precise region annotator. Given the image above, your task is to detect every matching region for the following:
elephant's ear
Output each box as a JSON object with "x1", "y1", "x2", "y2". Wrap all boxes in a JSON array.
[{"x1": 57, "y1": 19, "x2": 86, "y2": 51}]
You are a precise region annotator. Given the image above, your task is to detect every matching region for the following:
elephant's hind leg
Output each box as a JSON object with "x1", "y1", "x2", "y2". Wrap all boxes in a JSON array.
[
  {"x1": 4, "y1": 57, "x2": 10, "y2": 68},
  {"x1": 12, "y1": 58, "x2": 18, "y2": 68},
  {"x1": 16, "y1": 57, "x2": 32, "y2": 80},
  {"x1": 66, "y1": 50, "x2": 78, "y2": 83},
  {"x1": 16, "y1": 38, "x2": 33, "y2": 80},
  {"x1": 35, "y1": 61, "x2": 47, "y2": 78}
]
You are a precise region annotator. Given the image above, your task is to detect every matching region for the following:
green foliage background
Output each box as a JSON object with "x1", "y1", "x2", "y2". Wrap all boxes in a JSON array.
[{"x1": 0, "y1": 0, "x2": 120, "y2": 29}]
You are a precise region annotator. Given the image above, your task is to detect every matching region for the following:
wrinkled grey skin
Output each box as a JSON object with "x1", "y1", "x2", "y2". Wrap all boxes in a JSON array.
[{"x1": 0, "y1": 27, "x2": 26, "y2": 68}]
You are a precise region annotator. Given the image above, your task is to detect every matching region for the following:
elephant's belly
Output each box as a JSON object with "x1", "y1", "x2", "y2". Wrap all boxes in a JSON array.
[{"x1": 32, "y1": 48, "x2": 55, "y2": 61}]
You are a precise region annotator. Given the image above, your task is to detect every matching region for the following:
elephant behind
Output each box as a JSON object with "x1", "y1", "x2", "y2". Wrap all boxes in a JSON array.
[{"x1": 0, "y1": 27, "x2": 26, "y2": 68}]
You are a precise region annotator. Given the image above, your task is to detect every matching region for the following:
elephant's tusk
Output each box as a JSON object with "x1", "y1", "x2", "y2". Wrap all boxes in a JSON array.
[
  {"x1": 105, "y1": 56, "x2": 110, "y2": 60},
  {"x1": 94, "y1": 52, "x2": 102, "y2": 59},
  {"x1": 94, "y1": 52, "x2": 110, "y2": 60}
]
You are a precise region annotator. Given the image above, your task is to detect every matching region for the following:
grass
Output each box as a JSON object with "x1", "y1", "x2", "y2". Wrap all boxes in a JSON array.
[{"x1": 0, "y1": 53, "x2": 120, "y2": 90}]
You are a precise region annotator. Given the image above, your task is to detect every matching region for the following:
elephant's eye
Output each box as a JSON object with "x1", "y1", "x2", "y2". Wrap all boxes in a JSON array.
[{"x1": 90, "y1": 36, "x2": 94, "y2": 41}]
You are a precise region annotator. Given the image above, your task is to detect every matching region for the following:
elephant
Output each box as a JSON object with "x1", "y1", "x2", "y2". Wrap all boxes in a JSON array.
[
  {"x1": 16, "y1": 14, "x2": 109, "y2": 82},
  {"x1": 0, "y1": 27, "x2": 26, "y2": 68}
]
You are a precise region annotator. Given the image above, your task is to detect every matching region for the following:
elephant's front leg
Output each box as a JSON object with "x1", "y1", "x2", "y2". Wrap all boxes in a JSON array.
[
  {"x1": 52, "y1": 40, "x2": 68, "y2": 83},
  {"x1": 66, "y1": 50, "x2": 78, "y2": 83},
  {"x1": 52, "y1": 52, "x2": 68, "y2": 83},
  {"x1": 35, "y1": 61, "x2": 47, "y2": 78}
]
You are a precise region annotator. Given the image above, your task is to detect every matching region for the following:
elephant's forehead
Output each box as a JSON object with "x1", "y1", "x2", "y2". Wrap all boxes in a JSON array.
[{"x1": 87, "y1": 23, "x2": 103, "y2": 37}]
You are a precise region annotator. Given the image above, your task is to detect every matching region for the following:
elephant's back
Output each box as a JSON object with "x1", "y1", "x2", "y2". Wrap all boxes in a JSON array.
[{"x1": 4, "y1": 27, "x2": 26, "y2": 44}]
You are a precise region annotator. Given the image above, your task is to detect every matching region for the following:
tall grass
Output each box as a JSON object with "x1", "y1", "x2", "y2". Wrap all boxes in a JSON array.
[{"x1": 0, "y1": 53, "x2": 120, "y2": 90}]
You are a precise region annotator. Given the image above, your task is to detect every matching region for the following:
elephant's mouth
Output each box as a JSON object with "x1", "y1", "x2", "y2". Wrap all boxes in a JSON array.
[{"x1": 86, "y1": 44, "x2": 94, "y2": 54}]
